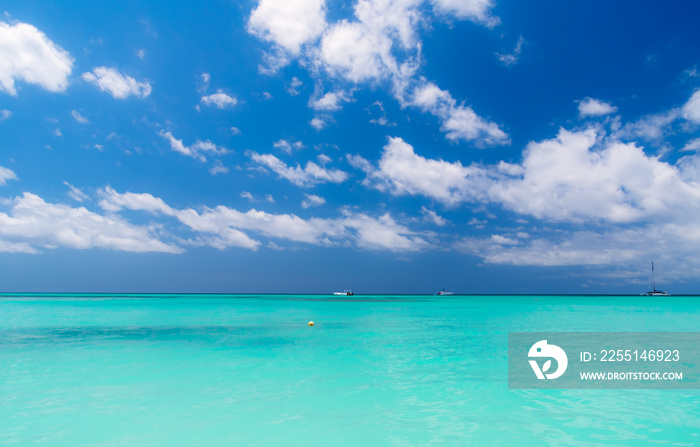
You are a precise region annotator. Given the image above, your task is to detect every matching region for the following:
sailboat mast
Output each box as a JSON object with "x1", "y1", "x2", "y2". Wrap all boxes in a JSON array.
[{"x1": 652, "y1": 262, "x2": 655, "y2": 292}]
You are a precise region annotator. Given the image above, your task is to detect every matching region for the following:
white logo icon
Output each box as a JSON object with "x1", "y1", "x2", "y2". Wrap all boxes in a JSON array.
[{"x1": 528, "y1": 340, "x2": 568, "y2": 380}]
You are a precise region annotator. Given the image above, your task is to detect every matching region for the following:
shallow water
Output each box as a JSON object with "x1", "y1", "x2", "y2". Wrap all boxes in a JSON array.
[{"x1": 1, "y1": 294, "x2": 698, "y2": 446}]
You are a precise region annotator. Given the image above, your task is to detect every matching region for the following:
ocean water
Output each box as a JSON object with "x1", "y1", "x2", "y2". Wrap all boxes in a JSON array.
[{"x1": 1, "y1": 294, "x2": 698, "y2": 446}]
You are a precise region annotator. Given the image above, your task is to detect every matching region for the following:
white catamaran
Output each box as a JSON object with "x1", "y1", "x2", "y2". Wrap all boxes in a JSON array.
[{"x1": 642, "y1": 262, "x2": 669, "y2": 296}]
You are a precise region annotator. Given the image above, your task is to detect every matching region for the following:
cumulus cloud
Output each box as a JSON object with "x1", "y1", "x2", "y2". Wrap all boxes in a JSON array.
[
  {"x1": 578, "y1": 97, "x2": 618, "y2": 117},
  {"x1": 82, "y1": 67, "x2": 151, "y2": 99},
  {"x1": 0, "y1": 21, "x2": 73, "y2": 95},
  {"x1": 310, "y1": 117, "x2": 326, "y2": 130},
  {"x1": 0, "y1": 166, "x2": 18, "y2": 185},
  {"x1": 352, "y1": 136, "x2": 490, "y2": 206},
  {"x1": 431, "y1": 0, "x2": 500, "y2": 26},
  {"x1": 286, "y1": 76, "x2": 303, "y2": 95},
  {"x1": 340, "y1": 211, "x2": 430, "y2": 252},
  {"x1": 301, "y1": 193, "x2": 325, "y2": 208},
  {"x1": 98, "y1": 187, "x2": 429, "y2": 252},
  {"x1": 249, "y1": 151, "x2": 348, "y2": 187},
  {"x1": 412, "y1": 82, "x2": 509, "y2": 146},
  {"x1": 682, "y1": 138, "x2": 700, "y2": 152},
  {"x1": 273, "y1": 139, "x2": 304, "y2": 153},
  {"x1": 308, "y1": 90, "x2": 351, "y2": 111},
  {"x1": 0, "y1": 192, "x2": 181, "y2": 253},
  {"x1": 248, "y1": 0, "x2": 327, "y2": 55},
  {"x1": 159, "y1": 130, "x2": 228, "y2": 163},
  {"x1": 353, "y1": 129, "x2": 700, "y2": 225},
  {"x1": 421, "y1": 206, "x2": 447, "y2": 226},
  {"x1": 248, "y1": 0, "x2": 507, "y2": 146},
  {"x1": 197, "y1": 72, "x2": 210, "y2": 94},
  {"x1": 0, "y1": 109, "x2": 12, "y2": 120},
  {"x1": 616, "y1": 109, "x2": 679, "y2": 142},
  {"x1": 209, "y1": 161, "x2": 230, "y2": 175},
  {"x1": 491, "y1": 129, "x2": 700, "y2": 223},
  {"x1": 200, "y1": 89, "x2": 238, "y2": 109}
]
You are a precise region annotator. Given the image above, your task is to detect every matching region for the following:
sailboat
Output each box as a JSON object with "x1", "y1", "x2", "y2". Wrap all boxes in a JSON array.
[{"x1": 642, "y1": 262, "x2": 669, "y2": 296}]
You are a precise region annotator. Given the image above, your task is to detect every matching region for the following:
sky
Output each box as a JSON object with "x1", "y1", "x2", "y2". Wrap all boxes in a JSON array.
[{"x1": 1, "y1": 0, "x2": 700, "y2": 294}]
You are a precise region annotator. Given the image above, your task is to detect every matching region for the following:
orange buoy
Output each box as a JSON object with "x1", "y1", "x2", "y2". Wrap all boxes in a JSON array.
[{"x1": 308, "y1": 321, "x2": 314, "y2": 326}]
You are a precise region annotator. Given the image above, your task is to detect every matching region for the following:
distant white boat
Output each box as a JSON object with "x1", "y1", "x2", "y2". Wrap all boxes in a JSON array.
[
  {"x1": 333, "y1": 290, "x2": 353, "y2": 296},
  {"x1": 437, "y1": 289, "x2": 454, "y2": 296},
  {"x1": 642, "y1": 262, "x2": 669, "y2": 296}
]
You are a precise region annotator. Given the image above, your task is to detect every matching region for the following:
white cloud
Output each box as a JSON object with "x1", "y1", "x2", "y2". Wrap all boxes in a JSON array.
[
  {"x1": 82, "y1": 67, "x2": 151, "y2": 99},
  {"x1": 0, "y1": 21, "x2": 73, "y2": 95},
  {"x1": 431, "y1": 0, "x2": 500, "y2": 27},
  {"x1": 0, "y1": 109, "x2": 11, "y2": 120},
  {"x1": 241, "y1": 191, "x2": 254, "y2": 201},
  {"x1": 682, "y1": 138, "x2": 700, "y2": 152},
  {"x1": 457, "y1": 225, "x2": 700, "y2": 279},
  {"x1": 490, "y1": 234, "x2": 519, "y2": 245},
  {"x1": 340, "y1": 211, "x2": 430, "y2": 252},
  {"x1": 319, "y1": 20, "x2": 395, "y2": 83},
  {"x1": 490, "y1": 129, "x2": 700, "y2": 222},
  {"x1": 248, "y1": 0, "x2": 506, "y2": 146},
  {"x1": 308, "y1": 90, "x2": 351, "y2": 111},
  {"x1": 248, "y1": 0, "x2": 327, "y2": 54},
  {"x1": 63, "y1": 181, "x2": 89, "y2": 202},
  {"x1": 230, "y1": 127, "x2": 242, "y2": 135},
  {"x1": 200, "y1": 89, "x2": 238, "y2": 109},
  {"x1": 287, "y1": 76, "x2": 303, "y2": 95},
  {"x1": 158, "y1": 130, "x2": 227, "y2": 162},
  {"x1": 302, "y1": 193, "x2": 325, "y2": 208},
  {"x1": 411, "y1": 82, "x2": 509, "y2": 145},
  {"x1": 98, "y1": 187, "x2": 325, "y2": 250},
  {"x1": 83, "y1": 187, "x2": 435, "y2": 254},
  {"x1": 491, "y1": 128, "x2": 700, "y2": 224},
  {"x1": 0, "y1": 166, "x2": 18, "y2": 185},
  {"x1": 197, "y1": 72, "x2": 210, "y2": 94},
  {"x1": 209, "y1": 161, "x2": 229, "y2": 175},
  {"x1": 355, "y1": 129, "x2": 700, "y2": 226},
  {"x1": 53, "y1": 128, "x2": 62, "y2": 137},
  {"x1": 578, "y1": 97, "x2": 618, "y2": 117},
  {"x1": 262, "y1": 91, "x2": 273, "y2": 100},
  {"x1": 495, "y1": 36, "x2": 524, "y2": 66},
  {"x1": 355, "y1": 136, "x2": 490, "y2": 206},
  {"x1": 97, "y1": 187, "x2": 176, "y2": 216},
  {"x1": 310, "y1": 117, "x2": 326, "y2": 130},
  {"x1": 682, "y1": 89, "x2": 700, "y2": 124},
  {"x1": 0, "y1": 192, "x2": 181, "y2": 253},
  {"x1": 0, "y1": 239, "x2": 36, "y2": 254},
  {"x1": 616, "y1": 109, "x2": 679, "y2": 142},
  {"x1": 421, "y1": 206, "x2": 447, "y2": 226},
  {"x1": 136, "y1": 48, "x2": 146, "y2": 59},
  {"x1": 70, "y1": 110, "x2": 88, "y2": 123},
  {"x1": 273, "y1": 139, "x2": 304, "y2": 153},
  {"x1": 367, "y1": 100, "x2": 394, "y2": 126},
  {"x1": 249, "y1": 151, "x2": 349, "y2": 187}
]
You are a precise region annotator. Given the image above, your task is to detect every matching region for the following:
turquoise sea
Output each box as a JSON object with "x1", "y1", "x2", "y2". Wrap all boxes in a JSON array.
[{"x1": 1, "y1": 294, "x2": 699, "y2": 446}]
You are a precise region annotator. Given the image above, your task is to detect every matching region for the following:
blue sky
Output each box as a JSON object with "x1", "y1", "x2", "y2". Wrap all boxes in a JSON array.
[{"x1": 1, "y1": 0, "x2": 700, "y2": 294}]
